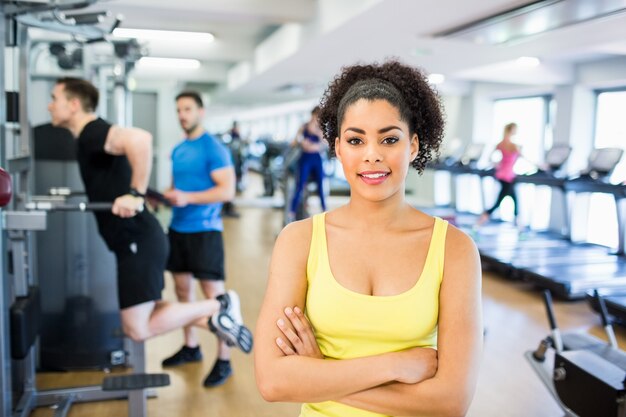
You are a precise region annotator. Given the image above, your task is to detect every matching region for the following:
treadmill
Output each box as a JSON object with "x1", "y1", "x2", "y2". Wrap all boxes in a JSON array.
[
  {"x1": 435, "y1": 143, "x2": 487, "y2": 213},
  {"x1": 476, "y1": 145, "x2": 574, "y2": 275},
  {"x1": 487, "y1": 146, "x2": 620, "y2": 272},
  {"x1": 521, "y1": 147, "x2": 626, "y2": 299}
]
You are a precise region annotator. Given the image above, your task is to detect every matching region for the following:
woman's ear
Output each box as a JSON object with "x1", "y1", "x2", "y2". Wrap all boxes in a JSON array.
[
  {"x1": 334, "y1": 137, "x2": 341, "y2": 161},
  {"x1": 410, "y1": 134, "x2": 419, "y2": 162}
]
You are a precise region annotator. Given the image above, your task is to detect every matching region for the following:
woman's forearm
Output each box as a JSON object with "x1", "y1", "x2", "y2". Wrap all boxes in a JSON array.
[
  {"x1": 258, "y1": 353, "x2": 396, "y2": 403},
  {"x1": 340, "y1": 376, "x2": 470, "y2": 417}
]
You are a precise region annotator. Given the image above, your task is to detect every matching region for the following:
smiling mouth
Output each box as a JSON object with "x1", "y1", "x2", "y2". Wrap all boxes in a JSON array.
[{"x1": 359, "y1": 172, "x2": 390, "y2": 179}]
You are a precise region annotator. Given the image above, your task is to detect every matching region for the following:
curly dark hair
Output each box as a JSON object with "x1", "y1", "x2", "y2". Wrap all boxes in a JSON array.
[{"x1": 318, "y1": 60, "x2": 445, "y2": 173}]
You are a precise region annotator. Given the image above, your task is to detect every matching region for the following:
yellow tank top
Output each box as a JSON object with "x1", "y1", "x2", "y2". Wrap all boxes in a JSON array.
[{"x1": 300, "y1": 213, "x2": 448, "y2": 417}]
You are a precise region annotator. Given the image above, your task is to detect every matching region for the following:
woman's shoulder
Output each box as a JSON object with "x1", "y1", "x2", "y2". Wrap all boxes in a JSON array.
[
  {"x1": 276, "y1": 217, "x2": 315, "y2": 249},
  {"x1": 445, "y1": 222, "x2": 477, "y2": 248},
  {"x1": 408, "y1": 208, "x2": 477, "y2": 253},
  {"x1": 498, "y1": 141, "x2": 519, "y2": 153},
  {"x1": 442, "y1": 222, "x2": 480, "y2": 266}
]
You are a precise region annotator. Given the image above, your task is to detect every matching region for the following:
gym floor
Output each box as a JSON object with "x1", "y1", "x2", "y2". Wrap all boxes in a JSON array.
[{"x1": 32, "y1": 175, "x2": 626, "y2": 417}]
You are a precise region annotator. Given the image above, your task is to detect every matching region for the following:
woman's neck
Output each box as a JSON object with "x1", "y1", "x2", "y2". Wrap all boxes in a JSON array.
[{"x1": 342, "y1": 194, "x2": 412, "y2": 231}]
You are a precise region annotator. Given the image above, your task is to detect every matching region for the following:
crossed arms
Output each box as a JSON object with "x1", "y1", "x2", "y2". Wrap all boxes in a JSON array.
[{"x1": 254, "y1": 219, "x2": 483, "y2": 417}]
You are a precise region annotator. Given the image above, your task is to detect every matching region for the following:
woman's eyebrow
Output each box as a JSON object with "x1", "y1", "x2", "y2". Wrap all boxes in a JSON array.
[{"x1": 343, "y1": 125, "x2": 402, "y2": 135}]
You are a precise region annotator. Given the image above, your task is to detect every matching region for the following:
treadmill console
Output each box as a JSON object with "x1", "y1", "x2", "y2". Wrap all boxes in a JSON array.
[
  {"x1": 545, "y1": 145, "x2": 572, "y2": 172},
  {"x1": 586, "y1": 147, "x2": 624, "y2": 179},
  {"x1": 459, "y1": 143, "x2": 485, "y2": 167}
]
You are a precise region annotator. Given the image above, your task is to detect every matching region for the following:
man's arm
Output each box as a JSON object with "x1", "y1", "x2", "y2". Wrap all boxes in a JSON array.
[
  {"x1": 104, "y1": 126, "x2": 152, "y2": 217},
  {"x1": 104, "y1": 125, "x2": 152, "y2": 194},
  {"x1": 164, "y1": 166, "x2": 235, "y2": 207}
]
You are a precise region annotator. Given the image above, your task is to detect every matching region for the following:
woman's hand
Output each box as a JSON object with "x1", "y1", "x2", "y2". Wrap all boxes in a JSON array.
[
  {"x1": 275, "y1": 306, "x2": 324, "y2": 359},
  {"x1": 391, "y1": 347, "x2": 438, "y2": 384}
]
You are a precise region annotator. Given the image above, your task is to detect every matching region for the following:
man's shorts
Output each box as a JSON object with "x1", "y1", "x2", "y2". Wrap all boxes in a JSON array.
[
  {"x1": 166, "y1": 229, "x2": 225, "y2": 281},
  {"x1": 114, "y1": 213, "x2": 168, "y2": 309}
]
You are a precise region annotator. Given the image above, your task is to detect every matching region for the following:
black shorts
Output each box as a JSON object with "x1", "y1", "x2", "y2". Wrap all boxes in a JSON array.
[
  {"x1": 167, "y1": 229, "x2": 225, "y2": 280},
  {"x1": 113, "y1": 214, "x2": 168, "y2": 309}
]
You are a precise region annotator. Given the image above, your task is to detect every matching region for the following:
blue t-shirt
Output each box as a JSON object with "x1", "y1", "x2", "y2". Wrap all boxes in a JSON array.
[{"x1": 170, "y1": 132, "x2": 233, "y2": 232}]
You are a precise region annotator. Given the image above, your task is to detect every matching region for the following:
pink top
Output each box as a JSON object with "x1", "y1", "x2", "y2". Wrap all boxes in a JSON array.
[{"x1": 494, "y1": 144, "x2": 519, "y2": 183}]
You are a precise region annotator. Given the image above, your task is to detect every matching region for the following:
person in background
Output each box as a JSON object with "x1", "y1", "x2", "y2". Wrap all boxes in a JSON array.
[
  {"x1": 161, "y1": 91, "x2": 252, "y2": 387},
  {"x1": 475, "y1": 122, "x2": 521, "y2": 229},
  {"x1": 47, "y1": 78, "x2": 252, "y2": 357},
  {"x1": 222, "y1": 121, "x2": 242, "y2": 218},
  {"x1": 288, "y1": 106, "x2": 327, "y2": 222}
]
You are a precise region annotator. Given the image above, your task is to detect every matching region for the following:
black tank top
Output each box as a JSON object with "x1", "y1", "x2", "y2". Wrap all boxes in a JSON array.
[{"x1": 76, "y1": 118, "x2": 157, "y2": 250}]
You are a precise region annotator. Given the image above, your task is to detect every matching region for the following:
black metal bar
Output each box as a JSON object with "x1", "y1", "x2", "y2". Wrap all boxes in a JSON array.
[
  {"x1": 594, "y1": 290, "x2": 619, "y2": 349},
  {"x1": 543, "y1": 290, "x2": 558, "y2": 330},
  {"x1": 595, "y1": 290, "x2": 611, "y2": 327},
  {"x1": 542, "y1": 289, "x2": 564, "y2": 352}
]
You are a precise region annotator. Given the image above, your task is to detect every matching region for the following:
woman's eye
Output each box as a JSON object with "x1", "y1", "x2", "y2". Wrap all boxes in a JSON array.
[
  {"x1": 347, "y1": 137, "x2": 363, "y2": 145},
  {"x1": 382, "y1": 136, "x2": 399, "y2": 144}
]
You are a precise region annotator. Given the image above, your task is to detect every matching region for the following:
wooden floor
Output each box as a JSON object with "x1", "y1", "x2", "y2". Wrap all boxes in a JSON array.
[{"x1": 31, "y1": 182, "x2": 626, "y2": 417}]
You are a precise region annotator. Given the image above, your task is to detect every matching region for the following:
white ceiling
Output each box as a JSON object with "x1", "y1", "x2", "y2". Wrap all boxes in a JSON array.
[{"x1": 80, "y1": 0, "x2": 626, "y2": 108}]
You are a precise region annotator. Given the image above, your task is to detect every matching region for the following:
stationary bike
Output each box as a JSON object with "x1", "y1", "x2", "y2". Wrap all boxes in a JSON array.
[{"x1": 526, "y1": 290, "x2": 626, "y2": 417}]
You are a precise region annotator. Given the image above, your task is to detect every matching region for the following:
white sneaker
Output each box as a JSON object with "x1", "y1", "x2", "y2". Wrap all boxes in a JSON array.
[{"x1": 208, "y1": 291, "x2": 253, "y2": 353}]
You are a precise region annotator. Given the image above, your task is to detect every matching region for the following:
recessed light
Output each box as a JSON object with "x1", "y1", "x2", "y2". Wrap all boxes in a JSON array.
[
  {"x1": 515, "y1": 56, "x2": 540, "y2": 67},
  {"x1": 113, "y1": 28, "x2": 214, "y2": 43},
  {"x1": 137, "y1": 57, "x2": 201, "y2": 69}
]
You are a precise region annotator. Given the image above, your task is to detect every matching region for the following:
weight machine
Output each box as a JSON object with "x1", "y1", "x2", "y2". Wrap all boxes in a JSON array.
[{"x1": 1, "y1": 2, "x2": 167, "y2": 416}]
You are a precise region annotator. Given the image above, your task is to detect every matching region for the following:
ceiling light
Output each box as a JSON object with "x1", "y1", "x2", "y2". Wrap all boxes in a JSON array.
[
  {"x1": 113, "y1": 28, "x2": 214, "y2": 43},
  {"x1": 433, "y1": 0, "x2": 626, "y2": 45},
  {"x1": 137, "y1": 57, "x2": 201, "y2": 69},
  {"x1": 515, "y1": 56, "x2": 540, "y2": 67},
  {"x1": 427, "y1": 73, "x2": 445, "y2": 85}
]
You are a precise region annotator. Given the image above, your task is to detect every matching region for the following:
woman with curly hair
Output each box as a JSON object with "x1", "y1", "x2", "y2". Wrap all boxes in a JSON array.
[{"x1": 255, "y1": 60, "x2": 482, "y2": 417}]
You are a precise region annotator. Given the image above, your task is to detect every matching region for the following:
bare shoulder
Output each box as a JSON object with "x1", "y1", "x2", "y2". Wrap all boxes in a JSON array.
[
  {"x1": 445, "y1": 223, "x2": 477, "y2": 248},
  {"x1": 273, "y1": 217, "x2": 314, "y2": 259},
  {"x1": 277, "y1": 217, "x2": 313, "y2": 241},
  {"x1": 443, "y1": 223, "x2": 481, "y2": 269},
  {"x1": 267, "y1": 217, "x2": 314, "y2": 291}
]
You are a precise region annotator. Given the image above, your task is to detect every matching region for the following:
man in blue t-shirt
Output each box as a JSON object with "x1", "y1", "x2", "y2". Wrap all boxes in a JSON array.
[{"x1": 162, "y1": 91, "x2": 244, "y2": 387}]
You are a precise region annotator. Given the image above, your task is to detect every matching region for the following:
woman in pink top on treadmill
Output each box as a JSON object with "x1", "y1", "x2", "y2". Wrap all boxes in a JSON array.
[{"x1": 476, "y1": 122, "x2": 521, "y2": 227}]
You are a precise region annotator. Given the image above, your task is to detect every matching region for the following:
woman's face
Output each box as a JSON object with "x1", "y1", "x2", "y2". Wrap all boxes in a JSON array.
[{"x1": 335, "y1": 99, "x2": 418, "y2": 203}]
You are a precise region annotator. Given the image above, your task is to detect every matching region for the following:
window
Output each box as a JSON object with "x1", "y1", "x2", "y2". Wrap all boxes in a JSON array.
[
  {"x1": 492, "y1": 96, "x2": 552, "y2": 171},
  {"x1": 586, "y1": 89, "x2": 626, "y2": 248},
  {"x1": 594, "y1": 90, "x2": 626, "y2": 181}
]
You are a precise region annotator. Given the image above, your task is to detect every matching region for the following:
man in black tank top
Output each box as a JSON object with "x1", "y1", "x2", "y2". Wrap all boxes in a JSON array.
[{"x1": 47, "y1": 78, "x2": 253, "y2": 356}]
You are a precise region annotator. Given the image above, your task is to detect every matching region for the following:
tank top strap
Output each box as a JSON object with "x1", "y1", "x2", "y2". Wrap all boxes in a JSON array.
[
  {"x1": 306, "y1": 213, "x2": 326, "y2": 284},
  {"x1": 428, "y1": 217, "x2": 449, "y2": 283}
]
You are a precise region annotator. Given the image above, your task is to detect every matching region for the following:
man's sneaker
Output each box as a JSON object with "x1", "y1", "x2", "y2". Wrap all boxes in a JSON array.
[
  {"x1": 208, "y1": 290, "x2": 253, "y2": 353},
  {"x1": 203, "y1": 359, "x2": 233, "y2": 387},
  {"x1": 161, "y1": 345, "x2": 202, "y2": 367}
]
